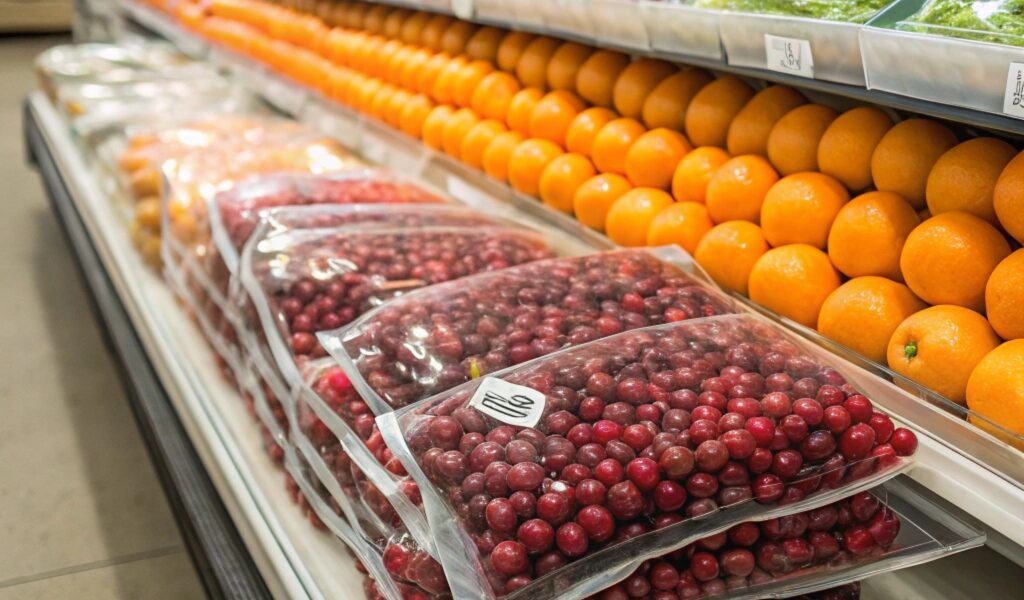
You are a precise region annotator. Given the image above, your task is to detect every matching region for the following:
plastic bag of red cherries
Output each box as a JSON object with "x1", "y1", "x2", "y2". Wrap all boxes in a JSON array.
[
  {"x1": 237, "y1": 215, "x2": 557, "y2": 393},
  {"x1": 376, "y1": 313, "x2": 920, "y2": 600},
  {"x1": 300, "y1": 248, "x2": 737, "y2": 557}
]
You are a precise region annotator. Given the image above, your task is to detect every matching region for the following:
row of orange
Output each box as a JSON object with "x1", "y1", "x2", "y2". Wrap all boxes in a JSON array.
[{"x1": 160, "y1": 0, "x2": 1023, "y2": 445}]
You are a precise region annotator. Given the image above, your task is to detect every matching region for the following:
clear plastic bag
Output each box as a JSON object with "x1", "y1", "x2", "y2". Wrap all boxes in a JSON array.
[
  {"x1": 307, "y1": 248, "x2": 738, "y2": 556},
  {"x1": 377, "y1": 313, "x2": 919, "y2": 600},
  {"x1": 322, "y1": 247, "x2": 736, "y2": 416},
  {"x1": 899, "y1": 0, "x2": 1024, "y2": 46},
  {"x1": 592, "y1": 477, "x2": 982, "y2": 599},
  {"x1": 159, "y1": 129, "x2": 359, "y2": 273},
  {"x1": 35, "y1": 41, "x2": 192, "y2": 101},
  {"x1": 238, "y1": 221, "x2": 556, "y2": 391}
]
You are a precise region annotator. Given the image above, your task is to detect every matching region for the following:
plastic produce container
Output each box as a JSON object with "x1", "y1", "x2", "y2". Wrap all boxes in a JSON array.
[
  {"x1": 301, "y1": 248, "x2": 737, "y2": 558},
  {"x1": 862, "y1": 0, "x2": 1024, "y2": 118},
  {"x1": 377, "y1": 313, "x2": 920, "y2": 599},
  {"x1": 591, "y1": 476, "x2": 983, "y2": 599},
  {"x1": 640, "y1": 1, "x2": 725, "y2": 61},
  {"x1": 537, "y1": 0, "x2": 596, "y2": 42}
]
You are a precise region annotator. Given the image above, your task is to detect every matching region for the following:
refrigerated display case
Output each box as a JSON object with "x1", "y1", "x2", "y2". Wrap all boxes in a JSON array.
[{"x1": 23, "y1": 1, "x2": 1024, "y2": 599}]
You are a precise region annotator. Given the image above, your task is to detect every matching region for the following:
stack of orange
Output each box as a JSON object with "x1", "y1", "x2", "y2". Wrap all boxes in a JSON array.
[{"x1": 183, "y1": 0, "x2": 1023, "y2": 446}]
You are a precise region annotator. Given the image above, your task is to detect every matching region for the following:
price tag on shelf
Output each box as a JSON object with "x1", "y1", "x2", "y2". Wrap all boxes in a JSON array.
[
  {"x1": 764, "y1": 34, "x2": 814, "y2": 79},
  {"x1": 1003, "y1": 62, "x2": 1024, "y2": 119}
]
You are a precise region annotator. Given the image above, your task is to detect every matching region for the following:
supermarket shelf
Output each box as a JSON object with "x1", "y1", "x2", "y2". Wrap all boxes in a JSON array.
[
  {"x1": 116, "y1": 5, "x2": 1024, "y2": 561},
  {"x1": 24, "y1": 90, "x2": 364, "y2": 600},
  {"x1": 132, "y1": 0, "x2": 1024, "y2": 138}
]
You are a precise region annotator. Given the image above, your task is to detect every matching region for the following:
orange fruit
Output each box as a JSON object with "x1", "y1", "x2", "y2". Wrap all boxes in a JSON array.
[
  {"x1": 748, "y1": 244, "x2": 841, "y2": 328},
  {"x1": 685, "y1": 76, "x2": 755, "y2": 149},
  {"x1": 986, "y1": 249, "x2": 1024, "y2": 340},
  {"x1": 420, "y1": 14, "x2": 453, "y2": 51},
  {"x1": 399, "y1": 94, "x2": 435, "y2": 139},
  {"x1": 482, "y1": 130, "x2": 526, "y2": 182},
  {"x1": 817, "y1": 277, "x2": 927, "y2": 363},
  {"x1": 926, "y1": 137, "x2": 1016, "y2": 224},
  {"x1": 470, "y1": 71, "x2": 521, "y2": 121},
  {"x1": 400, "y1": 11, "x2": 430, "y2": 45},
  {"x1": 575, "y1": 50, "x2": 630, "y2": 108},
  {"x1": 705, "y1": 155, "x2": 779, "y2": 224},
  {"x1": 901, "y1": 211, "x2": 1011, "y2": 312},
  {"x1": 386, "y1": 45, "x2": 416, "y2": 85},
  {"x1": 694, "y1": 221, "x2": 769, "y2": 295},
  {"x1": 369, "y1": 84, "x2": 396, "y2": 121},
  {"x1": 888, "y1": 305, "x2": 1001, "y2": 404},
  {"x1": 546, "y1": 42, "x2": 593, "y2": 91},
  {"x1": 870, "y1": 119, "x2": 958, "y2": 209},
  {"x1": 385, "y1": 89, "x2": 412, "y2": 127},
  {"x1": 612, "y1": 58, "x2": 677, "y2": 120},
  {"x1": 726, "y1": 85, "x2": 806, "y2": 157},
  {"x1": 539, "y1": 153, "x2": 597, "y2": 213},
  {"x1": 383, "y1": 9, "x2": 409, "y2": 39},
  {"x1": 817, "y1": 107, "x2": 894, "y2": 191},
  {"x1": 646, "y1": 202, "x2": 714, "y2": 255},
  {"x1": 760, "y1": 172, "x2": 849, "y2": 248},
  {"x1": 624, "y1": 128, "x2": 693, "y2": 189},
  {"x1": 828, "y1": 191, "x2": 921, "y2": 281},
  {"x1": 766, "y1": 104, "x2": 837, "y2": 176},
  {"x1": 573, "y1": 173, "x2": 633, "y2": 231},
  {"x1": 529, "y1": 90, "x2": 587, "y2": 148},
  {"x1": 591, "y1": 118, "x2": 647, "y2": 176},
  {"x1": 917, "y1": 208, "x2": 932, "y2": 221},
  {"x1": 671, "y1": 146, "x2": 731, "y2": 204},
  {"x1": 465, "y1": 26, "x2": 505, "y2": 63},
  {"x1": 461, "y1": 119, "x2": 508, "y2": 170},
  {"x1": 432, "y1": 55, "x2": 469, "y2": 105},
  {"x1": 399, "y1": 48, "x2": 433, "y2": 91},
  {"x1": 354, "y1": 77, "x2": 383, "y2": 113},
  {"x1": 508, "y1": 139, "x2": 564, "y2": 196},
  {"x1": 441, "y1": 20, "x2": 478, "y2": 56},
  {"x1": 417, "y1": 51, "x2": 453, "y2": 96},
  {"x1": 421, "y1": 105, "x2": 455, "y2": 150},
  {"x1": 641, "y1": 69, "x2": 713, "y2": 131},
  {"x1": 565, "y1": 107, "x2": 618, "y2": 157},
  {"x1": 516, "y1": 36, "x2": 561, "y2": 90},
  {"x1": 967, "y1": 340, "x2": 1024, "y2": 447},
  {"x1": 506, "y1": 88, "x2": 544, "y2": 136},
  {"x1": 994, "y1": 150, "x2": 1024, "y2": 243},
  {"x1": 496, "y1": 31, "x2": 535, "y2": 73},
  {"x1": 452, "y1": 60, "x2": 494, "y2": 108},
  {"x1": 362, "y1": 5, "x2": 392, "y2": 34},
  {"x1": 605, "y1": 188, "x2": 675, "y2": 246},
  {"x1": 341, "y1": 2, "x2": 368, "y2": 29},
  {"x1": 442, "y1": 108, "x2": 481, "y2": 157}
]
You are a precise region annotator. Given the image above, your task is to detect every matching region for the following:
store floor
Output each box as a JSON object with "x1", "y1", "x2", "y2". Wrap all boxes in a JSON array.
[{"x1": 0, "y1": 36, "x2": 205, "y2": 599}]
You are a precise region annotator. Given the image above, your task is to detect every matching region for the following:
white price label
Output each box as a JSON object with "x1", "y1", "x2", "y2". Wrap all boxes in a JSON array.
[
  {"x1": 1003, "y1": 62, "x2": 1024, "y2": 119},
  {"x1": 468, "y1": 377, "x2": 546, "y2": 428},
  {"x1": 764, "y1": 34, "x2": 814, "y2": 78}
]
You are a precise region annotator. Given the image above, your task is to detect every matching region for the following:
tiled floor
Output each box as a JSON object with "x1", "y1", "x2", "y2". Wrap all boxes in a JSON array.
[{"x1": 0, "y1": 35, "x2": 204, "y2": 599}]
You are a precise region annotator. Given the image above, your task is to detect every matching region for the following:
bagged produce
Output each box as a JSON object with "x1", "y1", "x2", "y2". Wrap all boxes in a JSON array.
[
  {"x1": 377, "y1": 314, "x2": 919, "y2": 599},
  {"x1": 901, "y1": 0, "x2": 1024, "y2": 46},
  {"x1": 591, "y1": 478, "x2": 982, "y2": 599},
  {"x1": 304, "y1": 248, "x2": 737, "y2": 555}
]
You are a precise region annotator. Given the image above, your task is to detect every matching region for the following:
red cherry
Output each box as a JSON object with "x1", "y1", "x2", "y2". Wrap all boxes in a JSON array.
[
  {"x1": 490, "y1": 541, "x2": 529, "y2": 576},
  {"x1": 890, "y1": 428, "x2": 918, "y2": 456}
]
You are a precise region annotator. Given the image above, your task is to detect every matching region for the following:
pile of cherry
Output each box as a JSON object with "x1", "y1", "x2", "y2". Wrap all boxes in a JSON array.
[
  {"x1": 215, "y1": 173, "x2": 447, "y2": 251},
  {"x1": 404, "y1": 318, "x2": 917, "y2": 595},
  {"x1": 343, "y1": 251, "x2": 734, "y2": 410},
  {"x1": 267, "y1": 229, "x2": 554, "y2": 363},
  {"x1": 604, "y1": 491, "x2": 897, "y2": 600}
]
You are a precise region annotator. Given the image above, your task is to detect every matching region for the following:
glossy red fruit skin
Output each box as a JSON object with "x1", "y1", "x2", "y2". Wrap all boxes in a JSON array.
[
  {"x1": 890, "y1": 428, "x2": 918, "y2": 456},
  {"x1": 517, "y1": 518, "x2": 555, "y2": 554},
  {"x1": 556, "y1": 522, "x2": 589, "y2": 557},
  {"x1": 839, "y1": 423, "x2": 876, "y2": 460},
  {"x1": 490, "y1": 540, "x2": 529, "y2": 576},
  {"x1": 867, "y1": 507, "x2": 901, "y2": 546}
]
